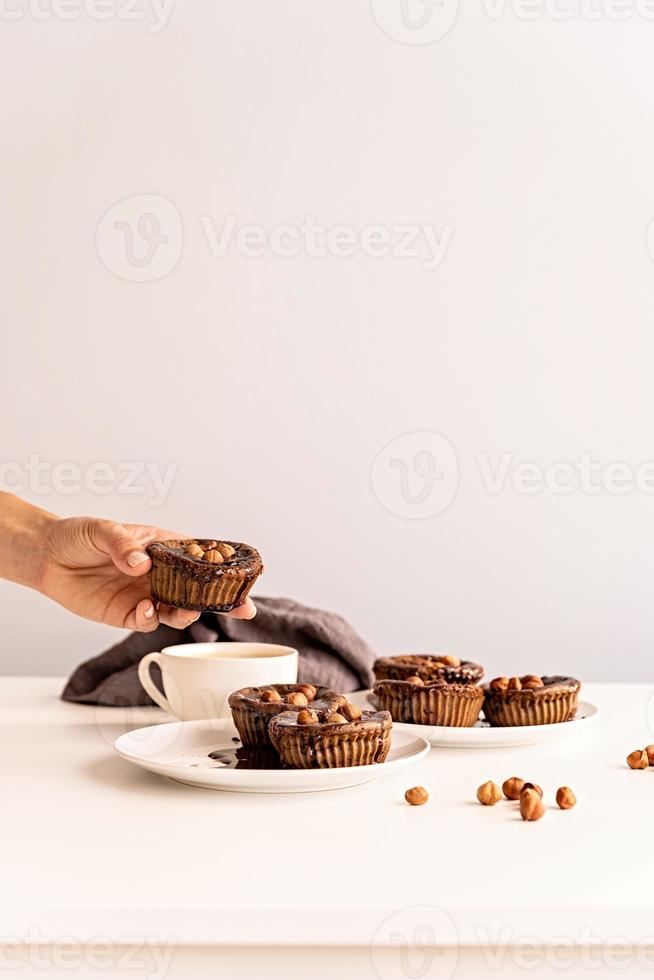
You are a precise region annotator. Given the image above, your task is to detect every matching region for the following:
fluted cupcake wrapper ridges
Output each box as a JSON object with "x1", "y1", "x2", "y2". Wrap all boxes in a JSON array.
[
  {"x1": 148, "y1": 561, "x2": 256, "y2": 612},
  {"x1": 483, "y1": 689, "x2": 579, "y2": 727},
  {"x1": 268, "y1": 719, "x2": 392, "y2": 769},
  {"x1": 374, "y1": 683, "x2": 484, "y2": 728},
  {"x1": 230, "y1": 705, "x2": 274, "y2": 747}
]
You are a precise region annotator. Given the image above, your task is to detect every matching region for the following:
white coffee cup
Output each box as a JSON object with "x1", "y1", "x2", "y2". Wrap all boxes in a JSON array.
[{"x1": 137, "y1": 642, "x2": 299, "y2": 721}]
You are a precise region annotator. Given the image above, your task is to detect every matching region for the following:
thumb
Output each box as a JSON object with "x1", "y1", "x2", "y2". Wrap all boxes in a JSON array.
[{"x1": 90, "y1": 520, "x2": 153, "y2": 577}]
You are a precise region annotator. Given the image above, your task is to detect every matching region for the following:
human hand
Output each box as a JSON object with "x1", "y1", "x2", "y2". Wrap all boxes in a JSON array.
[{"x1": 36, "y1": 517, "x2": 256, "y2": 632}]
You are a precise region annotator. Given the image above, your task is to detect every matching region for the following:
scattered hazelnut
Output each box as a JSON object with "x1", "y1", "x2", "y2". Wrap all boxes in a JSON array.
[
  {"x1": 489, "y1": 677, "x2": 509, "y2": 692},
  {"x1": 203, "y1": 549, "x2": 224, "y2": 564},
  {"x1": 520, "y1": 788, "x2": 545, "y2": 821},
  {"x1": 341, "y1": 702, "x2": 362, "y2": 721},
  {"x1": 327, "y1": 713, "x2": 348, "y2": 724},
  {"x1": 507, "y1": 677, "x2": 522, "y2": 691},
  {"x1": 297, "y1": 684, "x2": 318, "y2": 702},
  {"x1": 286, "y1": 691, "x2": 309, "y2": 707},
  {"x1": 646, "y1": 745, "x2": 654, "y2": 766},
  {"x1": 296, "y1": 709, "x2": 319, "y2": 725},
  {"x1": 215, "y1": 542, "x2": 236, "y2": 559},
  {"x1": 477, "y1": 780, "x2": 502, "y2": 806},
  {"x1": 556, "y1": 786, "x2": 577, "y2": 810},
  {"x1": 405, "y1": 786, "x2": 429, "y2": 806},
  {"x1": 627, "y1": 749, "x2": 649, "y2": 770},
  {"x1": 260, "y1": 689, "x2": 282, "y2": 703},
  {"x1": 186, "y1": 544, "x2": 205, "y2": 559},
  {"x1": 522, "y1": 675, "x2": 544, "y2": 689},
  {"x1": 521, "y1": 782, "x2": 543, "y2": 799},
  {"x1": 502, "y1": 776, "x2": 525, "y2": 801},
  {"x1": 440, "y1": 655, "x2": 461, "y2": 668},
  {"x1": 406, "y1": 675, "x2": 425, "y2": 686}
]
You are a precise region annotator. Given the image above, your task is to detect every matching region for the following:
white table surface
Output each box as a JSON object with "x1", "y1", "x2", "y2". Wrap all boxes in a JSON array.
[{"x1": 3, "y1": 677, "x2": 654, "y2": 978}]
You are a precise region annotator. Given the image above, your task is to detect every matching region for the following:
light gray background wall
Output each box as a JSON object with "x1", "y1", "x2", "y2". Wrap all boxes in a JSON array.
[{"x1": 2, "y1": 0, "x2": 654, "y2": 680}]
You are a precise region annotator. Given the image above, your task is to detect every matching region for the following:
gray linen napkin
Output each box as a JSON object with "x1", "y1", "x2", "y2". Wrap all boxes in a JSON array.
[{"x1": 61, "y1": 596, "x2": 375, "y2": 706}]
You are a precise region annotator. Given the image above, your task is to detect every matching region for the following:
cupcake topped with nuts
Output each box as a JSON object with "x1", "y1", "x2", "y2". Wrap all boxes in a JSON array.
[
  {"x1": 373, "y1": 654, "x2": 484, "y2": 686},
  {"x1": 268, "y1": 704, "x2": 392, "y2": 769},
  {"x1": 228, "y1": 683, "x2": 346, "y2": 747},
  {"x1": 483, "y1": 675, "x2": 581, "y2": 727},
  {"x1": 374, "y1": 674, "x2": 484, "y2": 728},
  {"x1": 146, "y1": 538, "x2": 262, "y2": 613}
]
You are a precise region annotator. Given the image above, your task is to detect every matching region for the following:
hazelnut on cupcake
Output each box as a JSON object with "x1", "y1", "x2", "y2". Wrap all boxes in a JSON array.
[
  {"x1": 228, "y1": 684, "x2": 346, "y2": 746},
  {"x1": 373, "y1": 654, "x2": 484, "y2": 686},
  {"x1": 483, "y1": 675, "x2": 581, "y2": 727}
]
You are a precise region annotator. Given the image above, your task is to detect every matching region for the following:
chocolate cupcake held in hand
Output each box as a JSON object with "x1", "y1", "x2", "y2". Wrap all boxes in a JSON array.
[{"x1": 146, "y1": 538, "x2": 263, "y2": 613}]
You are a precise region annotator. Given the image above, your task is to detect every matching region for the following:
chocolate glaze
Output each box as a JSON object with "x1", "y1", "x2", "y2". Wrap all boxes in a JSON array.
[
  {"x1": 484, "y1": 676, "x2": 581, "y2": 698},
  {"x1": 269, "y1": 707, "x2": 391, "y2": 733},
  {"x1": 146, "y1": 539, "x2": 262, "y2": 583},
  {"x1": 228, "y1": 684, "x2": 345, "y2": 717},
  {"x1": 374, "y1": 655, "x2": 484, "y2": 686},
  {"x1": 208, "y1": 745, "x2": 283, "y2": 770}
]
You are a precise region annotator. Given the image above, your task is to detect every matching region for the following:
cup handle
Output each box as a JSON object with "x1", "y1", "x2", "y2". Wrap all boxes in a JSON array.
[{"x1": 137, "y1": 652, "x2": 172, "y2": 712}]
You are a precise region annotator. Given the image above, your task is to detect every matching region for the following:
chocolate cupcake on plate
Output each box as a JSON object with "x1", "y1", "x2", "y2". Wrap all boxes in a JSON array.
[
  {"x1": 373, "y1": 654, "x2": 484, "y2": 686},
  {"x1": 483, "y1": 675, "x2": 581, "y2": 727},
  {"x1": 146, "y1": 538, "x2": 262, "y2": 612},
  {"x1": 229, "y1": 684, "x2": 346, "y2": 747},
  {"x1": 268, "y1": 703, "x2": 392, "y2": 769},
  {"x1": 373, "y1": 675, "x2": 484, "y2": 728}
]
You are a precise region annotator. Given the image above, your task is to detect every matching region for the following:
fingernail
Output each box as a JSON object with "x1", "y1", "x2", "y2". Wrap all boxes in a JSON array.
[
  {"x1": 144, "y1": 603, "x2": 155, "y2": 619},
  {"x1": 127, "y1": 551, "x2": 149, "y2": 567}
]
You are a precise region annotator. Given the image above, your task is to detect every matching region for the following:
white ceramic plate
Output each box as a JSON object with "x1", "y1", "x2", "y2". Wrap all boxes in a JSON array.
[
  {"x1": 349, "y1": 691, "x2": 599, "y2": 748},
  {"x1": 114, "y1": 719, "x2": 430, "y2": 792}
]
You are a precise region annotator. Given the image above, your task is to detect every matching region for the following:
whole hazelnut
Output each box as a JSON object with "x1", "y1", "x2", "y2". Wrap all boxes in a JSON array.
[
  {"x1": 556, "y1": 786, "x2": 577, "y2": 810},
  {"x1": 520, "y1": 788, "x2": 545, "y2": 821},
  {"x1": 405, "y1": 786, "x2": 429, "y2": 806},
  {"x1": 260, "y1": 689, "x2": 282, "y2": 703},
  {"x1": 341, "y1": 702, "x2": 362, "y2": 722},
  {"x1": 489, "y1": 677, "x2": 509, "y2": 692},
  {"x1": 476, "y1": 780, "x2": 502, "y2": 806},
  {"x1": 502, "y1": 776, "x2": 525, "y2": 801},
  {"x1": 522, "y1": 675, "x2": 544, "y2": 689},
  {"x1": 627, "y1": 749, "x2": 649, "y2": 770},
  {"x1": 296, "y1": 709, "x2": 319, "y2": 726},
  {"x1": 441, "y1": 655, "x2": 461, "y2": 668},
  {"x1": 521, "y1": 782, "x2": 543, "y2": 799},
  {"x1": 203, "y1": 549, "x2": 224, "y2": 564},
  {"x1": 286, "y1": 691, "x2": 309, "y2": 707},
  {"x1": 645, "y1": 745, "x2": 654, "y2": 766},
  {"x1": 406, "y1": 675, "x2": 425, "y2": 686},
  {"x1": 186, "y1": 543, "x2": 205, "y2": 559},
  {"x1": 215, "y1": 542, "x2": 236, "y2": 559},
  {"x1": 327, "y1": 713, "x2": 348, "y2": 724},
  {"x1": 507, "y1": 677, "x2": 522, "y2": 692},
  {"x1": 297, "y1": 684, "x2": 318, "y2": 702}
]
